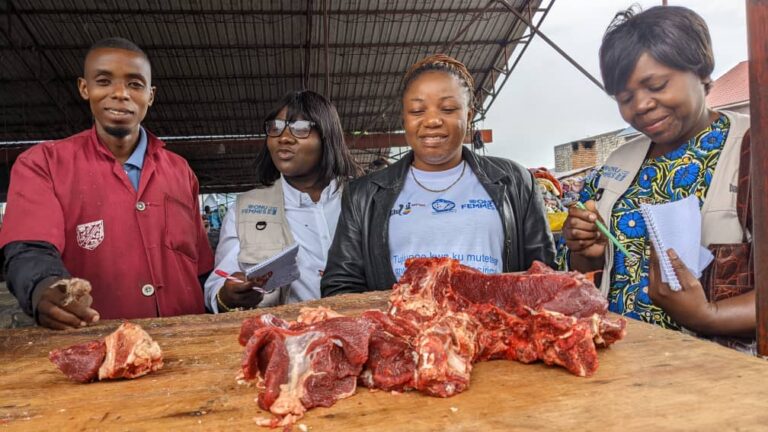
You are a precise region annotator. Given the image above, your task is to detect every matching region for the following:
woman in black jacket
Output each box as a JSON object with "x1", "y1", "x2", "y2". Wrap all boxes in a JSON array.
[{"x1": 321, "y1": 54, "x2": 555, "y2": 296}]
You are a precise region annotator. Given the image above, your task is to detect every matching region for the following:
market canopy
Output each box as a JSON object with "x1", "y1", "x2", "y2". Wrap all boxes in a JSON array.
[{"x1": 0, "y1": 0, "x2": 554, "y2": 194}]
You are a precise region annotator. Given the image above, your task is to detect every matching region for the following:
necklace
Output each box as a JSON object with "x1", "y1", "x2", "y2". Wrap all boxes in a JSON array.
[{"x1": 409, "y1": 161, "x2": 467, "y2": 193}]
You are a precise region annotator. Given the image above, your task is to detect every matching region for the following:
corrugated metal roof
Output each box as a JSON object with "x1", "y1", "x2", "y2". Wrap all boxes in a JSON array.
[{"x1": 0, "y1": 0, "x2": 555, "y2": 193}]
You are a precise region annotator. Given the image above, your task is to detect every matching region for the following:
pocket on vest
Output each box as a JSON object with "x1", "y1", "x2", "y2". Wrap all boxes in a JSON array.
[
  {"x1": 238, "y1": 219, "x2": 288, "y2": 263},
  {"x1": 164, "y1": 193, "x2": 198, "y2": 262}
]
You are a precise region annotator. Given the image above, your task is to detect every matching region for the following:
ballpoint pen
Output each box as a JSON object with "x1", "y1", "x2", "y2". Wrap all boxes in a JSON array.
[
  {"x1": 574, "y1": 201, "x2": 632, "y2": 257},
  {"x1": 214, "y1": 269, "x2": 246, "y2": 283},
  {"x1": 214, "y1": 269, "x2": 270, "y2": 294}
]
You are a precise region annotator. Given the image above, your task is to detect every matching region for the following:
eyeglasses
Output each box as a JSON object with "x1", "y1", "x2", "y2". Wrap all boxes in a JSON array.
[{"x1": 264, "y1": 119, "x2": 316, "y2": 139}]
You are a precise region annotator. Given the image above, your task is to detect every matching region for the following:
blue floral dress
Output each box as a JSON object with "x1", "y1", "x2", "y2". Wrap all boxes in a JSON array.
[{"x1": 557, "y1": 115, "x2": 730, "y2": 329}]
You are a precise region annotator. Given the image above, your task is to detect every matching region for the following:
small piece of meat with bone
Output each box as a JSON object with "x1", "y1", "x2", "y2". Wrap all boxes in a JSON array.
[
  {"x1": 49, "y1": 322, "x2": 163, "y2": 382},
  {"x1": 48, "y1": 340, "x2": 106, "y2": 383},
  {"x1": 52, "y1": 277, "x2": 93, "y2": 308},
  {"x1": 98, "y1": 322, "x2": 163, "y2": 380},
  {"x1": 241, "y1": 316, "x2": 378, "y2": 427}
]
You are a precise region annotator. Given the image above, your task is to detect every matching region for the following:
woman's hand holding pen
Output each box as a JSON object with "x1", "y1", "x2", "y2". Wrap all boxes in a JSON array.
[
  {"x1": 217, "y1": 271, "x2": 264, "y2": 310},
  {"x1": 563, "y1": 200, "x2": 607, "y2": 258}
]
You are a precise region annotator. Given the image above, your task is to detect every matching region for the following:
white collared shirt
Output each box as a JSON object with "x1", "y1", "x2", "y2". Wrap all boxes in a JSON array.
[{"x1": 204, "y1": 178, "x2": 341, "y2": 311}]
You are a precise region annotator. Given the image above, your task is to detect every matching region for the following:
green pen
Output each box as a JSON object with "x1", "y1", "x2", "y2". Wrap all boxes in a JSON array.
[{"x1": 574, "y1": 201, "x2": 632, "y2": 257}]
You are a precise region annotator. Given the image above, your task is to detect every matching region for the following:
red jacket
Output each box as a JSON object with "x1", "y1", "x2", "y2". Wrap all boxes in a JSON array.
[{"x1": 0, "y1": 127, "x2": 214, "y2": 319}]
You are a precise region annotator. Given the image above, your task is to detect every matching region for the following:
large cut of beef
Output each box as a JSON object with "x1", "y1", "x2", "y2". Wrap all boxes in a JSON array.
[
  {"x1": 388, "y1": 258, "x2": 626, "y2": 379},
  {"x1": 49, "y1": 322, "x2": 163, "y2": 383},
  {"x1": 239, "y1": 258, "x2": 626, "y2": 427}
]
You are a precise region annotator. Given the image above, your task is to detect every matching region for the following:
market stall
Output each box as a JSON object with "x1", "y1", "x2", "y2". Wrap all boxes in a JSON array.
[{"x1": 1, "y1": 292, "x2": 767, "y2": 431}]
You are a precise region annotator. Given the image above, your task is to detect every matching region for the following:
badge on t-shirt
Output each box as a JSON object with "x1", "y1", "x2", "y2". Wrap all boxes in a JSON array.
[{"x1": 76, "y1": 219, "x2": 104, "y2": 250}]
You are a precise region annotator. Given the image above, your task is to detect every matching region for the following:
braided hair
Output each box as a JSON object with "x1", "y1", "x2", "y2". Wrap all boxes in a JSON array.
[{"x1": 402, "y1": 54, "x2": 476, "y2": 111}]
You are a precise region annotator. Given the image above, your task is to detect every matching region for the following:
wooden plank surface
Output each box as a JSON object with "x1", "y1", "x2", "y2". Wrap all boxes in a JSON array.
[{"x1": 1, "y1": 291, "x2": 767, "y2": 431}]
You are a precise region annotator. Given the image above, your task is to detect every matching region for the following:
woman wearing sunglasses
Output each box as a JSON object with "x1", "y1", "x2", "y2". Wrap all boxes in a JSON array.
[{"x1": 204, "y1": 90, "x2": 361, "y2": 312}]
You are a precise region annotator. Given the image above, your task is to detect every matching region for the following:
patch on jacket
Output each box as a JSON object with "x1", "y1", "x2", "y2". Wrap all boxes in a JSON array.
[
  {"x1": 600, "y1": 166, "x2": 630, "y2": 182},
  {"x1": 76, "y1": 220, "x2": 104, "y2": 251},
  {"x1": 241, "y1": 204, "x2": 278, "y2": 215}
]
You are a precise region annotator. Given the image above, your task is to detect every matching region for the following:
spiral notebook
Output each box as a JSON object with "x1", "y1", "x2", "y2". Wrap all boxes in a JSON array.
[
  {"x1": 241, "y1": 243, "x2": 300, "y2": 292},
  {"x1": 639, "y1": 196, "x2": 714, "y2": 291}
]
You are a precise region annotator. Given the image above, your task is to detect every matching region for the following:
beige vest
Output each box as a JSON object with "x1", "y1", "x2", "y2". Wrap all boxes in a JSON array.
[
  {"x1": 235, "y1": 180, "x2": 295, "y2": 306},
  {"x1": 593, "y1": 110, "x2": 750, "y2": 296}
]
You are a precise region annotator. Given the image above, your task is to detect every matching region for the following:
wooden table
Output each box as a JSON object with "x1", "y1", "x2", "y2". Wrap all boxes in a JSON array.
[{"x1": 2, "y1": 292, "x2": 767, "y2": 431}]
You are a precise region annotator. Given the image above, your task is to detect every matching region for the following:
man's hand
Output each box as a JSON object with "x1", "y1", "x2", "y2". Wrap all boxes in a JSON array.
[
  {"x1": 217, "y1": 272, "x2": 264, "y2": 310},
  {"x1": 36, "y1": 278, "x2": 100, "y2": 330},
  {"x1": 648, "y1": 248, "x2": 714, "y2": 330}
]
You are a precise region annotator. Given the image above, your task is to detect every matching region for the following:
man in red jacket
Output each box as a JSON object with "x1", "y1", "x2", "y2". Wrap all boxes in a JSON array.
[{"x1": 0, "y1": 37, "x2": 214, "y2": 329}]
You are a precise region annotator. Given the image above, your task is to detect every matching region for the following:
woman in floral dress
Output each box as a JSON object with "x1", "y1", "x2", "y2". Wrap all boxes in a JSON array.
[{"x1": 559, "y1": 6, "x2": 755, "y2": 348}]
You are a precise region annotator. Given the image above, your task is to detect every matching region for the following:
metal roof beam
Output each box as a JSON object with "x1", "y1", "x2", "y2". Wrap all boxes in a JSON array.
[
  {"x1": 0, "y1": 40, "x2": 515, "y2": 51},
  {"x1": 2, "y1": 130, "x2": 493, "y2": 151},
  {"x1": 2, "y1": 3, "x2": 90, "y2": 122},
  {"x1": 1, "y1": 111, "x2": 396, "y2": 128},
  {"x1": 0, "y1": 95, "x2": 404, "y2": 109},
  {"x1": 0, "y1": 18, "x2": 75, "y2": 131},
  {"x1": 0, "y1": 68, "x2": 489, "y2": 84},
  {"x1": 475, "y1": 0, "x2": 556, "y2": 123},
  {"x1": 10, "y1": 7, "x2": 547, "y2": 16},
  {"x1": 497, "y1": 0, "x2": 604, "y2": 92}
]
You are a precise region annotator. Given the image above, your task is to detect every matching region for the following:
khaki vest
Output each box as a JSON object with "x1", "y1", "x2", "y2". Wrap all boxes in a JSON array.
[
  {"x1": 592, "y1": 110, "x2": 750, "y2": 296},
  {"x1": 235, "y1": 180, "x2": 295, "y2": 306}
]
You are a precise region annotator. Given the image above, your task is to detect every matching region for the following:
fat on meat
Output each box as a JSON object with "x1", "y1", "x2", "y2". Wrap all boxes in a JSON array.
[
  {"x1": 240, "y1": 258, "x2": 627, "y2": 428},
  {"x1": 241, "y1": 316, "x2": 378, "y2": 427},
  {"x1": 49, "y1": 322, "x2": 163, "y2": 383}
]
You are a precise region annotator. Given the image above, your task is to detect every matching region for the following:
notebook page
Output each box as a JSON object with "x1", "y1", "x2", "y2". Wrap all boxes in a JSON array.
[{"x1": 640, "y1": 205, "x2": 681, "y2": 290}]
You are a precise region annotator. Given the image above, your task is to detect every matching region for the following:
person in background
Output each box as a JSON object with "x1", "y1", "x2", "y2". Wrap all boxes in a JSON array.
[
  {"x1": 0, "y1": 37, "x2": 213, "y2": 329},
  {"x1": 204, "y1": 205, "x2": 221, "y2": 230},
  {"x1": 205, "y1": 90, "x2": 362, "y2": 312},
  {"x1": 321, "y1": 54, "x2": 555, "y2": 297},
  {"x1": 560, "y1": 6, "x2": 755, "y2": 351}
]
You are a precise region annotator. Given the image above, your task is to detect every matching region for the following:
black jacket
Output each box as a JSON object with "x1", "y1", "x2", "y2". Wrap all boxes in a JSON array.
[
  {"x1": 3, "y1": 241, "x2": 70, "y2": 317},
  {"x1": 321, "y1": 147, "x2": 555, "y2": 297}
]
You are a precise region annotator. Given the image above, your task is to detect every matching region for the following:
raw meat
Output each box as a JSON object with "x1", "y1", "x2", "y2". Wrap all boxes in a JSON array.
[
  {"x1": 240, "y1": 258, "x2": 626, "y2": 427},
  {"x1": 238, "y1": 314, "x2": 291, "y2": 346},
  {"x1": 357, "y1": 310, "x2": 418, "y2": 392},
  {"x1": 242, "y1": 317, "x2": 378, "y2": 428},
  {"x1": 296, "y1": 306, "x2": 344, "y2": 325},
  {"x1": 48, "y1": 340, "x2": 106, "y2": 383},
  {"x1": 98, "y1": 322, "x2": 163, "y2": 380},
  {"x1": 411, "y1": 311, "x2": 478, "y2": 397},
  {"x1": 52, "y1": 277, "x2": 92, "y2": 308},
  {"x1": 388, "y1": 258, "x2": 625, "y2": 377},
  {"x1": 48, "y1": 322, "x2": 163, "y2": 382}
]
